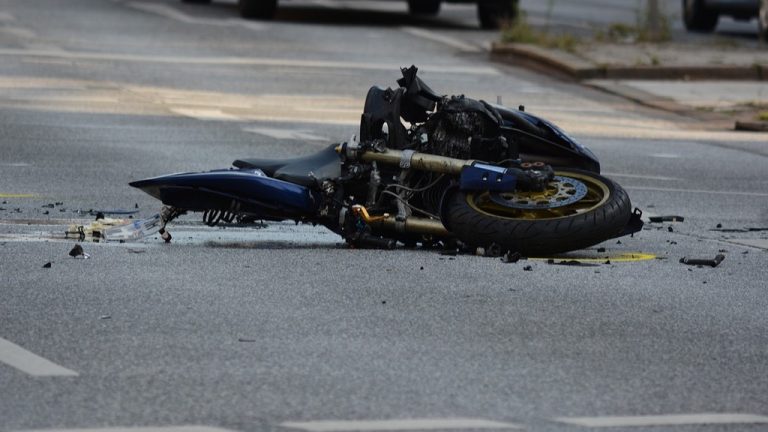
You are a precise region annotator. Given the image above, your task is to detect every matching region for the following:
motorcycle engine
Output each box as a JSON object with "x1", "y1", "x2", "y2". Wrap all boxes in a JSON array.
[{"x1": 424, "y1": 95, "x2": 511, "y2": 163}]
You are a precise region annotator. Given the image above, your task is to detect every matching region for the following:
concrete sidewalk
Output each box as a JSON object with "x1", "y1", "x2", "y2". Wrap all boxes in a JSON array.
[{"x1": 491, "y1": 39, "x2": 768, "y2": 131}]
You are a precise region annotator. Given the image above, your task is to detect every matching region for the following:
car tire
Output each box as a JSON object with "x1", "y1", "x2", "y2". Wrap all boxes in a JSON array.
[
  {"x1": 239, "y1": 0, "x2": 277, "y2": 19},
  {"x1": 477, "y1": 0, "x2": 518, "y2": 30},
  {"x1": 759, "y1": 0, "x2": 768, "y2": 42},
  {"x1": 682, "y1": 0, "x2": 719, "y2": 32},
  {"x1": 408, "y1": 0, "x2": 441, "y2": 15}
]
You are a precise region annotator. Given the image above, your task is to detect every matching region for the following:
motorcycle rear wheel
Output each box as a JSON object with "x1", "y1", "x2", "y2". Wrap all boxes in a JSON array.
[{"x1": 443, "y1": 170, "x2": 632, "y2": 255}]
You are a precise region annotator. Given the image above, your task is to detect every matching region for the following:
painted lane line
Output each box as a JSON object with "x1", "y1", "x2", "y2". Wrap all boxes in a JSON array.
[
  {"x1": 554, "y1": 413, "x2": 768, "y2": 428},
  {"x1": 169, "y1": 108, "x2": 241, "y2": 121},
  {"x1": 400, "y1": 27, "x2": 482, "y2": 52},
  {"x1": 624, "y1": 186, "x2": 768, "y2": 197},
  {"x1": 243, "y1": 127, "x2": 328, "y2": 141},
  {"x1": 0, "y1": 49, "x2": 500, "y2": 75},
  {"x1": 13, "y1": 427, "x2": 238, "y2": 432},
  {"x1": 280, "y1": 418, "x2": 522, "y2": 431},
  {"x1": 601, "y1": 172, "x2": 680, "y2": 182},
  {"x1": 0, "y1": 337, "x2": 78, "y2": 377}
]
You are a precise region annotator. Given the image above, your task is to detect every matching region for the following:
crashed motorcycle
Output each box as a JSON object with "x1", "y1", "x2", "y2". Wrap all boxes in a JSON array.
[{"x1": 130, "y1": 66, "x2": 642, "y2": 255}]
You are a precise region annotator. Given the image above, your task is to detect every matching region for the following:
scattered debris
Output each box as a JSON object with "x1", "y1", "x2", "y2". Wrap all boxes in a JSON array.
[
  {"x1": 597, "y1": 247, "x2": 606, "y2": 253},
  {"x1": 42, "y1": 203, "x2": 54, "y2": 208},
  {"x1": 667, "y1": 226, "x2": 674, "y2": 232},
  {"x1": 99, "y1": 315, "x2": 111, "y2": 320},
  {"x1": 523, "y1": 265, "x2": 533, "y2": 271},
  {"x1": 604, "y1": 259, "x2": 611, "y2": 265},
  {"x1": 716, "y1": 223, "x2": 723, "y2": 228},
  {"x1": 42, "y1": 262, "x2": 52, "y2": 268},
  {"x1": 43, "y1": 211, "x2": 49, "y2": 215},
  {"x1": 127, "y1": 248, "x2": 146, "y2": 254},
  {"x1": 89, "y1": 209, "x2": 139, "y2": 216},
  {"x1": 649, "y1": 215, "x2": 684, "y2": 223},
  {"x1": 501, "y1": 251, "x2": 522, "y2": 263},
  {"x1": 546, "y1": 259, "x2": 600, "y2": 267},
  {"x1": 68, "y1": 244, "x2": 85, "y2": 258},
  {"x1": 238, "y1": 338, "x2": 256, "y2": 343},
  {"x1": 381, "y1": 300, "x2": 387, "y2": 304},
  {"x1": 679, "y1": 254, "x2": 725, "y2": 268},
  {"x1": 66, "y1": 213, "x2": 162, "y2": 242},
  {"x1": 419, "y1": 266, "x2": 424, "y2": 270},
  {"x1": 94, "y1": 212, "x2": 105, "y2": 220}
]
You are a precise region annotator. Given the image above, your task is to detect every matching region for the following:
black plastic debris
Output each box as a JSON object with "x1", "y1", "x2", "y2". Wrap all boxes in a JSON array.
[
  {"x1": 42, "y1": 203, "x2": 54, "y2": 208},
  {"x1": 716, "y1": 223, "x2": 723, "y2": 228},
  {"x1": 667, "y1": 226, "x2": 674, "y2": 232},
  {"x1": 546, "y1": 259, "x2": 599, "y2": 267},
  {"x1": 94, "y1": 212, "x2": 105, "y2": 220},
  {"x1": 679, "y1": 254, "x2": 725, "y2": 268},
  {"x1": 42, "y1": 262, "x2": 52, "y2": 268},
  {"x1": 501, "y1": 251, "x2": 522, "y2": 263},
  {"x1": 649, "y1": 215, "x2": 685, "y2": 223},
  {"x1": 68, "y1": 244, "x2": 89, "y2": 259},
  {"x1": 100, "y1": 315, "x2": 111, "y2": 320},
  {"x1": 238, "y1": 338, "x2": 256, "y2": 343},
  {"x1": 523, "y1": 265, "x2": 533, "y2": 271},
  {"x1": 597, "y1": 247, "x2": 606, "y2": 253}
]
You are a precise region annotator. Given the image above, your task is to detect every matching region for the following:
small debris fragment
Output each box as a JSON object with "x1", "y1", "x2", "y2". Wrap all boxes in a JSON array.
[
  {"x1": 597, "y1": 247, "x2": 606, "y2": 253},
  {"x1": 381, "y1": 300, "x2": 387, "y2": 304},
  {"x1": 127, "y1": 248, "x2": 146, "y2": 254},
  {"x1": 238, "y1": 338, "x2": 256, "y2": 343},
  {"x1": 419, "y1": 266, "x2": 424, "y2": 270},
  {"x1": 440, "y1": 249, "x2": 458, "y2": 256},
  {"x1": 99, "y1": 315, "x2": 111, "y2": 320},
  {"x1": 604, "y1": 260, "x2": 611, "y2": 265},
  {"x1": 616, "y1": 240, "x2": 622, "y2": 244},
  {"x1": 68, "y1": 244, "x2": 90, "y2": 259},
  {"x1": 667, "y1": 226, "x2": 674, "y2": 232},
  {"x1": 649, "y1": 215, "x2": 685, "y2": 223},
  {"x1": 501, "y1": 251, "x2": 522, "y2": 263},
  {"x1": 523, "y1": 265, "x2": 533, "y2": 271},
  {"x1": 43, "y1": 210, "x2": 49, "y2": 215},
  {"x1": 55, "y1": 202, "x2": 63, "y2": 206},
  {"x1": 716, "y1": 223, "x2": 722, "y2": 228},
  {"x1": 94, "y1": 212, "x2": 105, "y2": 220},
  {"x1": 547, "y1": 259, "x2": 599, "y2": 267},
  {"x1": 42, "y1": 203, "x2": 54, "y2": 208},
  {"x1": 42, "y1": 262, "x2": 52, "y2": 268},
  {"x1": 679, "y1": 254, "x2": 725, "y2": 268}
]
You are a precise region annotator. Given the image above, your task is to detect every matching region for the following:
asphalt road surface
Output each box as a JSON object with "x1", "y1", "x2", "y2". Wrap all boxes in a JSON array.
[{"x1": 1, "y1": 1, "x2": 767, "y2": 432}]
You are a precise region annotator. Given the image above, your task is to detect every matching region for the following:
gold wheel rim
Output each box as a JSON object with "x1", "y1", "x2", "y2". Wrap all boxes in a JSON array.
[{"x1": 467, "y1": 171, "x2": 610, "y2": 221}]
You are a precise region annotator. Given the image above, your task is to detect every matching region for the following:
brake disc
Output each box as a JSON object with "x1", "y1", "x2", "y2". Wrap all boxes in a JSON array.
[{"x1": 489, "y1": 175, "x2": 588, "y2": 210}]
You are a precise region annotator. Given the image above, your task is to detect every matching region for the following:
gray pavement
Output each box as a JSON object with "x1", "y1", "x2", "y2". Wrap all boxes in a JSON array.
[{"x1": 1, "y1": 1, "x2": 768, "y2": 432}]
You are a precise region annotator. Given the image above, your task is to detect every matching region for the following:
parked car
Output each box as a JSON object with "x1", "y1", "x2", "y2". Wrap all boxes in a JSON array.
[
  {"x1": 682, "y1": 0, "x2": 767, "y2": 40},
  {"x1": 181, "y1": 0, "x2": 518, "y2": 29}
]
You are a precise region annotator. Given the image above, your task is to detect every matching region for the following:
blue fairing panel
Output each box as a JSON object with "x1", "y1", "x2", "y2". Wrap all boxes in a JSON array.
[{"x1": 130, "y1": 169, "x2": 318, "y2": 215}]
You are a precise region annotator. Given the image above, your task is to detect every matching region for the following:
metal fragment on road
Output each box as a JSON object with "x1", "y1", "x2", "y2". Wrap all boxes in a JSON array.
[
  {"x1": 280, "y1": 418, "x2": 522, "y2": 431},
  {"x1": 679, "y1": 254, "x2": 725, "y2": 268}
]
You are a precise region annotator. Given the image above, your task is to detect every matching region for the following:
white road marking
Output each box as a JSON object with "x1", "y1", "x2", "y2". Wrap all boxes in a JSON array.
[
  {"x1": 400, "y1": 27, "x2": 481, "y2": 52},
  {"x1": 601, "y1": 172, "x2": 680, "y2": 181},
  {"x1": 126, "y1": 2, "x2": 267, "y2": 31},
  {"x1": 0, "y1": 337, "x2": 78, "y2": 377},
  {"x1": 555, "y1": 413, "x2": 768, "y2": 428},
  {"x1": 0, "y1": 48, "x2": 500, "y2": 75},
  {"x1": 169, "y1": 108, "x2": 241, "y2": 121},
  {"x1": 726, "y1": 239, "x2": 768, "y2": 250},
  {"x1": 280, "y1": 418, "x2": 522, "y2": 431},
  {"x1": 243, "y1": 127, "x2": 328, "y2": 141},
  {"x1": 13, "y1": 427, "x2": 238, "y2": 432},
  {"x1": 624, "y1": 186, "x2": 768, "y2": 197}
]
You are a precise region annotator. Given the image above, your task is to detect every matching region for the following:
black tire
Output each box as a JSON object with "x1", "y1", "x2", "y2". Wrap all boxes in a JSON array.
[
  {"x1": 408, "y1": 0, "x2": 441, "y2": 15},
  {"x1": 443, "y1": 170, "x2": 632, "y2": 255},
  {"x1": 682, "y1": 0, "x2": 718, "y2": 32},
  {"x1": 477, "y1": 0, "x2": 518, "y2": 30},
  {"x1": 239, "y1": 0, "x2": 277, "y2": 19}
]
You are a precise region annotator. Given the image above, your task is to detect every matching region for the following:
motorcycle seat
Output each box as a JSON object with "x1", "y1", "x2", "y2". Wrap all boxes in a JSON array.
[{"x1": 232, "y1": 144, "x2": 341, "y2": 187}]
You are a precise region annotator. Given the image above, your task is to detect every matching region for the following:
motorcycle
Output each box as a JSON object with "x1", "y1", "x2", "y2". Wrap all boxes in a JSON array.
[{"x1": 130, "y1": 66, "x2": 643, "y2": 255}]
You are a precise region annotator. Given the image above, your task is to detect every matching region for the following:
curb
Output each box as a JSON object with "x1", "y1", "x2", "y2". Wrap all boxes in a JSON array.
[{"x1": 490, "y1": 42, "x2": 768, "y2": 81}]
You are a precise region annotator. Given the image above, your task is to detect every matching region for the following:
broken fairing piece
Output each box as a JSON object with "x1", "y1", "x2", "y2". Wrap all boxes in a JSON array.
[
  {"x1": 679, "y1": 254, "x2": 725, "y2": 268},
  {"x1": 648, "y1": 215, "x2": 685, "y2": 223},
  {"x1": 65, "y1": 214, "x2": 162, "y2": 242}
]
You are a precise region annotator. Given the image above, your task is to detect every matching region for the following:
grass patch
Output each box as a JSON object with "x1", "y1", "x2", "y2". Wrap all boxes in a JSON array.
[
  {"x1": 500, "y1": 12, "x2": 579, "y2": 52},
  {"x1": 758, "y1": 111, "x2": 768, "y2": 122}
]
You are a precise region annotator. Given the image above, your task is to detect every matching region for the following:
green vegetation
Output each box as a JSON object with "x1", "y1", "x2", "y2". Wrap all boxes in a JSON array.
[
  {"x1": 758, "y1": 111, "x2": 768, "y2": 122},
  {"x1": 500, "y1": 12, "x2": 579, "y2": 52}
]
